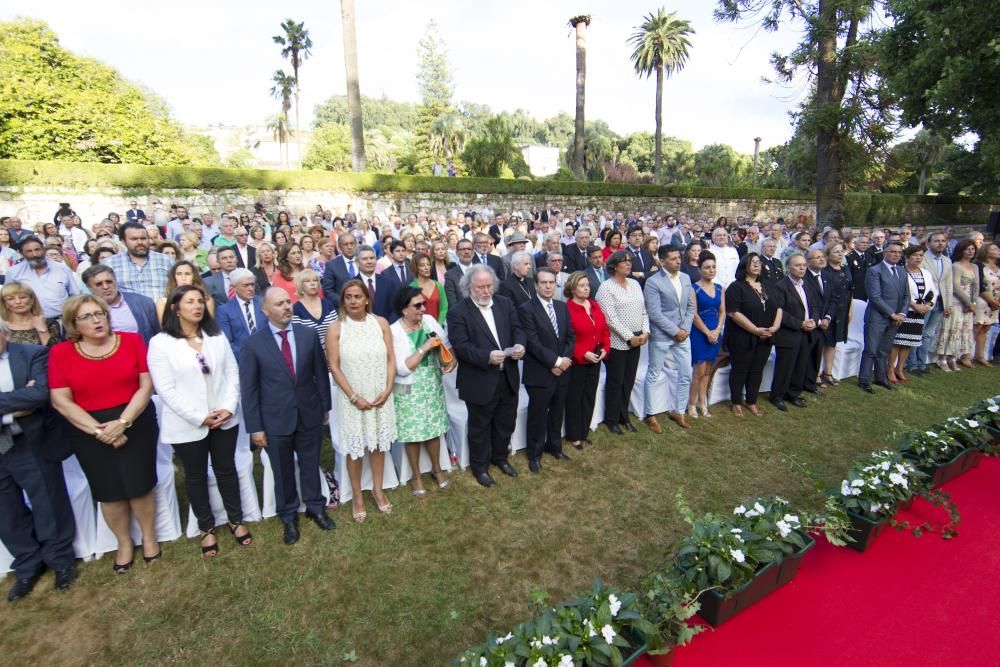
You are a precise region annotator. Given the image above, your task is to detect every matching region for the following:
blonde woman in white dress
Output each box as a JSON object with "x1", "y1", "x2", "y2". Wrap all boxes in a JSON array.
[{"x1": 327, "y1": 279, "x2": 397, "y2": 523}]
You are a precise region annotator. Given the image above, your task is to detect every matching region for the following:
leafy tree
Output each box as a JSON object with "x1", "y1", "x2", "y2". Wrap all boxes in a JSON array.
[
  {"x1": 628, "y1": 8, "x2": 695, "y2": 184},
  {"x1": 339, "y1": 0, "x2": 365, "y2": 171},
  {"x1": 313, "y1": 94, "x2": 419, "y2": 132},
  {"x1": 185, "y1": 133, "x2": 221, "y2": 167},
  {"x1": 568, "y1": 15, "x2": 591, "y2": 178},
  {"x1": 693, "y1": 143, "x2": 752, "y2": 187},
  {"x1": 273, "y1": 19, "x2": 312, "y2": 161},
  {"x1": 225, "y1": 149, "x2": 255, "y2": 169},
  {"x1": 896, "y1": 129, "x2": 949, "y2": 195},
  {"x1": 715, "y1": 1, "x2": 894, "y2": 228},
  {"x1": 565, "y1": 121, "x2": 618, "y2": 181},
  {"x1": 880, "y1": 0, "x2": 1000, "y2": 176},
  {"x1": 0, "y1": 18, "x2": 207, "y2": 164},
  {"x1": 461, "y1": 115, "x2": 528, "y2": 178},
  {"x1": 303, "y1": 123, "x2": 351, "y2": 171},
  {"x1": 409, "y1": 21, "x2": 455, "y2": 173},
  {"x1": 429, "y1": 111, "x2": 467, "y2": 159},
  {"x1": 661, "y1": 137, "x2": 697, "y2": 184}
]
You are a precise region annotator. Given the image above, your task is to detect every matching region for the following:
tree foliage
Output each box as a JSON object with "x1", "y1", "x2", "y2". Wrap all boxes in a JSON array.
[
  {"x1": 303, "y1": 124, "x2": 352, "y2": 172},
  {"x1": 461, "y1": 115, "x2": 528, "y2": 178},
  {"x1": 0, "y1": 18, "x2": 215, "y2": 165},
  {"x1": 313, "y1": 94, "x2": 419, "y2": 132}
]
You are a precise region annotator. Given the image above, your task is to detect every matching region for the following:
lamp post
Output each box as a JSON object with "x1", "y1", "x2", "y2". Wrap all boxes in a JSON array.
[{"x1": 752, "y1": 137, "x2": 762, "y2": 188}]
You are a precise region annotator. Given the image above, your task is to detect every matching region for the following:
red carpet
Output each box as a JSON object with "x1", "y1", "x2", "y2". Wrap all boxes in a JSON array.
[{"x1": 635, "y1": 456, "x2": 1000, "y2": 667}]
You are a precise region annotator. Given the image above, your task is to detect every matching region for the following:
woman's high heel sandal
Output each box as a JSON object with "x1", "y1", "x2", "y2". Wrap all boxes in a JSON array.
[
  {"x1": 200, "y1": 529, "x2": 219, "y2": 558},
  {"x1": 698, "y1": 403, "x2": 712, "y2": 418},
  {"x1": 686, "y1": 405, "x2": 699, "y2": 419},
  {"x1": 229, "y1": 522, "x2": 253, "y2": 546}
]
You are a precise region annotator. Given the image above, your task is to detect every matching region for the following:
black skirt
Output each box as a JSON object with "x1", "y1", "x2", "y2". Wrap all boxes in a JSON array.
[{"x1": 70, "y1": 403, "x2": 158, "y2": 502}]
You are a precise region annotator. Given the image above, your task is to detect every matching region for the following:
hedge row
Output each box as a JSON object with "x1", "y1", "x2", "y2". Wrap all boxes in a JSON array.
[{"x1": 2, "y1": 159, "x2": 995, "y2": 209}]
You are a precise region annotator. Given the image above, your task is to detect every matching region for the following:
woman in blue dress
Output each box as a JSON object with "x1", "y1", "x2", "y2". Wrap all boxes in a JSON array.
[{"x1": 688, "y1": 251, "x2": 726, "y2": 418}]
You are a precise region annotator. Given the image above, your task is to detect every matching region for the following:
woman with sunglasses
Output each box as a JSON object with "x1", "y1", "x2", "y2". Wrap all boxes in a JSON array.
[{"x1": 146, "y1": 285, "x2": 249, "y2": 557}]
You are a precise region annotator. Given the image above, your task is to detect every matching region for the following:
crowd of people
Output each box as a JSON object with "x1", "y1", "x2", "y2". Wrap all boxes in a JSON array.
[{"x1": 0, "y1": 200, "x2": 997, "y2": 603}]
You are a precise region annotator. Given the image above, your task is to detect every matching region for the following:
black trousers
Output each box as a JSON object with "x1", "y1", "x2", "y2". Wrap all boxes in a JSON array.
[
  {"x1": 564, "y1": 362, "x2": 600, "y2": 441},
  {"x1": 266, "y1": 416, "x2": 325, "y2": 523},
  {"x1": 173, "y1": 426, "x2": 242, "y2": 533},
  {"x1": 729, "y1": 341, "x2": 772, "y2": 405},
  {"x1": 0, "y1": 441, "x2": 76, "y2": 579},
  {"x1": 526, "y1": 375, "x2": 569, "y2": 460},
  {"x1": 466, "y1": 373, "x2": 517, "y2": 475},
  {"x1": 803, "y1": 331, "x2": 822, "y2": 391},
  {"x1": 603, "y1": 346, "x2": 641, "y2": 425},
  {"x1": 771, "y1": 335, "x2": 809, "y2": 401}
]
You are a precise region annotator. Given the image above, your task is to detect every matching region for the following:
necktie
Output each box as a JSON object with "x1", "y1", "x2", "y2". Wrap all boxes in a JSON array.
[
  {"x1": 367, "y1": 277, "x2": 375, "y2": 302},
  {"x1": 278, "y1": 330, "x2": 295, "y2": 379},
  {"x1": 347, "y1": 259, "x2": 356, "y2": 277},
  {"x1": 814, "y1": 273, "x2": 823, "y2": 294},
  {"x1": 547, "y1": 302, "x2": 559, "y2": 336},
  {"x1": 398, "y1": 265, "x2": 406, "y2": 284},
  {"x1": 634, "y1": 250, "x2": 643, "y2": 271},
  {"x1": 890, "y1": 266, "x2": 897, "y2": 281},
  {"x1": 227, "y1": 284, "x2": 235, "y2": 299},
  {"x1": 244, "y1": 300, "x2": 256, "y2": 333}
]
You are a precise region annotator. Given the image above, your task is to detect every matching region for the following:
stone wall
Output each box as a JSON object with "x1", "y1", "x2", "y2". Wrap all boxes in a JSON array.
[{"x1": 1, "y1": 184, "x2": 994, "y2": 234}]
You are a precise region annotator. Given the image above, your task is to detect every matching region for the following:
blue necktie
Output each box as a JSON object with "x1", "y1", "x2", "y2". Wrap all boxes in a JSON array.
[{"x1": 547, "y1": 302, "x2": 559, "y2": 336}]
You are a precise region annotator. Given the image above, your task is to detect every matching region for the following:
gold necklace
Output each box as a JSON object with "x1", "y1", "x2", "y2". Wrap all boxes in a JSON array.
[{"x1": 76, "y1": 334, "x2": 120, "y2": 360}]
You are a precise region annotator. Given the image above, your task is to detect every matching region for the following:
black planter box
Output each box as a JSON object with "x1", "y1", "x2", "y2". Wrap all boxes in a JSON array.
[
  {"x1": 844, "y1": 510, "x2": 890, "y2": 553},
  {"x1": 775, "y1": 532, "x2": 817, "y2": 587},
  {"x1": 904, "y1": 447, "x2": 981, "y2": 488},
  {"x1": 696, "y1": 561, "x2": 781, "y2": 627}
]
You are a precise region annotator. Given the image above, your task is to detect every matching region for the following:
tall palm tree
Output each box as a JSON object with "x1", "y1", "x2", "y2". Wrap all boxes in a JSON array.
[
  {"x1": 340, "y1": 0, "x2": 366, "y2": 171},
  {"x1": 568, "y1": 15, "x2": 591, "y2": 179},
  {"x1": 273, "y1": 19, "x2": 313, "y2": 166},
  {"x1": 270, "y1": 70, "x2": 296, "y2": 169},
  {"x1": 266, "y1": 113, "x2": 293, "y2": 169},
  {"x1": 628, "y1": 9, "x2": 694, "y2": 184}
]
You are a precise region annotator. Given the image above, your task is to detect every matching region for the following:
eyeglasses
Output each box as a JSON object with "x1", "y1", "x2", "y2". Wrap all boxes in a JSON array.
[
  {"x1": 411, "y1": 301, "x2": 427, "y2": 309},
  {"x1": 75, "y1": 311, "x2": 108, "y2": 323},
  {"x1": 195, "y1": 352, "x2": 210, "y2": 375}
]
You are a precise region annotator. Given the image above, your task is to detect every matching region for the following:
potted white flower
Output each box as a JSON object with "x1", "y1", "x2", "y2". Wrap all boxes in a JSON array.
[{"x1": 834, "y1": 450, "x2": 925, "y2": 551}]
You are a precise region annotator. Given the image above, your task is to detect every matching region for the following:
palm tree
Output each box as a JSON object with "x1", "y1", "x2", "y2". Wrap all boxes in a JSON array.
[
  {"x1": 568, "y1": 15, "x2": 591, "y2": 179},
  {"x1": 266, "y1": 113, "x2": 293, "y2": 169},
  {"x1": 628, "y1": 9, "x2": 694, "y2": 184},
  {"x1": 429, "y1": 111, "x2": 467, "y2": 159},
  {"x1": 270, "y1": 70, "x2": 296, "y2": 169},
  {"x1": 340, "y1": 0, "x2": 366, "y2": 171},
  {"x1": 273, "y1": 19, "x2": 313, "y2": 166}
]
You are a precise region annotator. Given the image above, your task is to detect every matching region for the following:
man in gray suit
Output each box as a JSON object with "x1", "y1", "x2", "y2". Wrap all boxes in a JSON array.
[
  {"x1": 643, "y1": 246, "x2": 695, "y2": 431},
  {"x1": 859, "y1": 241, "x2": 909, "y2": 392},
  {"x1": 913, "y1": 231, "x2": 953, "y2": 373}
]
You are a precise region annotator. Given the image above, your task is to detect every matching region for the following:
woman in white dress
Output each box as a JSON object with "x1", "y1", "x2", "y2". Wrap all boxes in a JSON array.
[{"x1": 327, "y1": 279, "x2": 397, "y2": 524}]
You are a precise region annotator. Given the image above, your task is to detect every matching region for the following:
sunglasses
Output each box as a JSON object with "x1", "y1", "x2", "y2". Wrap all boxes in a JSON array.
[
  {"x1": 411, "y1": 301, "x2": 427, "y2": 310},
  {"x1": 195, "y1": 352, "x2": 210, "y2": 375}
]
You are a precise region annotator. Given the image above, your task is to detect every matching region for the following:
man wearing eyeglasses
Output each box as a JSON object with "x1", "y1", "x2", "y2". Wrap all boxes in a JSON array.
[
  {"x1": 81, "y1": 265, "x2": 159, "y2": 345},
  {"x1": 125, "y1": 201, "x2": 146, "y2": 223}
]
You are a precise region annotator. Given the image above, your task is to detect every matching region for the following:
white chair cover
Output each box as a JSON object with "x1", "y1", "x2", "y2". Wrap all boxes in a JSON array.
[
  {"x1": 260, "y1": 450, "x2": 331, "y2": 519},
  {"x1": 390, "y1": 437, "x2": 453, "y2": 485},
  {"x1": 834, "y1": 299, "x2": 867, "y2": 380},
  {"x1": 183, "y1": 429, "x2": 262, "y2": 538},
  {"x1": 328, "y1": 375, "x2": 399, "y2": 504}
]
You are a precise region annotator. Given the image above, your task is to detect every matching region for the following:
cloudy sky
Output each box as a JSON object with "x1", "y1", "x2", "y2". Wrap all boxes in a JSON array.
[{"x1": 2, "y1": 0, "x2": 810, "y2": 151}]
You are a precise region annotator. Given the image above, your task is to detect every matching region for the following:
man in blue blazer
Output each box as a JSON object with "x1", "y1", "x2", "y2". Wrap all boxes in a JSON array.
[
  {"x1": 82, "y1": 265, "x2": 160, "y2": 344},
  {"x1": 320, "y1": 233, "x2": 359, "y2": 306},
  {"x1": 519, "y1": 268, "x2": 575, "y2": 473},
  {"x1": 626, "y1": 227, "x2": 656, "y2": 286},
  {"x1": 217, "y1": 269, "x2": 265, "y2": 361},
  {"x1": 859, "y1": 242, "x2": 909, "y2": 392},
  {"x1": 0, "y1": 330, "x2": 77, "y2": 600},
  {"x1": 643, "y1": 246, "x2": 696, "y2": 431},
  {"x1": 374, "y1": 241, "x2": 412, "y2": 323},
  {"x1": 239, "y1": 287, "x2": 334, "y2": 544},
  {"x1": 446, "y1": 265, "x2": 526, "y2": 487}
]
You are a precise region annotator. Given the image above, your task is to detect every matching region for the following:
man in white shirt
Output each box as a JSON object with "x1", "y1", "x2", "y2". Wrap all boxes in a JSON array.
[
  {"x1": 915, "y1": 231, "x2": 954, "y2": 373},
  {"x1": 708, "y1": 227, "x2": 740, "y2": 288},
  {"x1": 57, "y1": 214, "x2": 89, "y2": 255}
]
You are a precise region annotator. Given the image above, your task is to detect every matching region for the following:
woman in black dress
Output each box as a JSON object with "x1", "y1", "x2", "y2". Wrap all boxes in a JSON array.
[
  {"x1": 725, "y1": 253, "x2": 782, "y2": 417},
  {"x1": 819, "y1": 242, "x2": 853, "y2": 385}
]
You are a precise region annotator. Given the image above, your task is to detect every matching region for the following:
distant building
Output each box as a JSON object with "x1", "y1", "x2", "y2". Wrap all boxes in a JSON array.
[
  {"x1": 186, "y1": 124, "x2": 309, "y2": 170},
  {"x1": 520, "y1": 145, "x2": 560, "y2": 177}
]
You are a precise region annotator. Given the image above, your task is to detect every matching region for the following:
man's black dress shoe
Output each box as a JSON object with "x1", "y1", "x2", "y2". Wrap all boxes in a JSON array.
[
  {"x1": 858, "y1": 383, "x2": 875, "y2": 394},
  {"x1": 306, "y1": 510, "x2": 335, "y2": 531},
  {"x1": 550, "y1": 451, "x2": 571, "y2": 461},
  {"x1": 528, "y1": 459, "x2": 541, "y2": 473},
  {"x1": 497, "y1": 461, "x2": 518, "y2": 478},
  {"x1": 474, "y1": 472, "x2": 495, "y2": 487},
  {"x1": 282, "y1": 520, "x2": 300, "y2": 545},
  {"x1": 770, "y1": 400, "x2": 788, "y2": 412},
  {"x1": 8, "y1": 575, "x2": 40, "y2": 602},
  {"x1": 585, "y1": 438, "x2": 593, "y2": 445},
  {"x1": 607, "y1": 424, "x2": 623, "y2": 435},
  {"x1": 788, "y1": 397, "x2": 807, "y2": 408},
  {"x1": 623, "y1": 421, "x2": 638, "y2": 433},
  {"x1": 875, "y1": 381, "x2": 895, "y2": 391},
  {"x1": 54, "y1": 566, "x2": 77, "y2": 592},
  {"x1": 804, "y1": 388, "x2": 824, "y2": 397}
]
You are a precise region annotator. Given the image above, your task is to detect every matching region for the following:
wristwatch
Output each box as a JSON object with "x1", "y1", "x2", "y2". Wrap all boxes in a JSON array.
[{"x1": 119, "y1": 418, "x2": 133, "y2": 429}]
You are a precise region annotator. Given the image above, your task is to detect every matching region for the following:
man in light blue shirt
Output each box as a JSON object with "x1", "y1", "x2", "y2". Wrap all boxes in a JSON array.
[{"x1": 5, "y1": 236, "x2": 80, "y2": 319}]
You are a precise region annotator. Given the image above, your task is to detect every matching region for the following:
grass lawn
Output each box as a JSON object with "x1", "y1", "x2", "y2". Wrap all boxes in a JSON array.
[{"x1": 0, "y1": 367, "x2": 995, "y2": 666}]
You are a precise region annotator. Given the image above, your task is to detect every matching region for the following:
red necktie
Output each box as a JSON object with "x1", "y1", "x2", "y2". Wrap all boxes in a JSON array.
[
  {"x1": 278, "y1": 330, "x2": 295, "y2": 379},
  {"x1": 227, "y1": 284, "x2": 235, "y2": 299},
  {"x1": 367, "y1": 278, "x2": 375, "y2": 302}
]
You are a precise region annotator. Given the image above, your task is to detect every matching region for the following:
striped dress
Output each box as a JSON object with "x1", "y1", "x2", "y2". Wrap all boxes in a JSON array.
[
  {"x1": 893, "y1": 270, "x2": 926, "y2": 347},
  {"x1": 292, "y1": 298, "x2": 339, "y2": 351}
]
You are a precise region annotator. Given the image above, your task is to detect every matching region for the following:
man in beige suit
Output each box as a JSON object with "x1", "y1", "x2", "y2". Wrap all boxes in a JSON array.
[{"x1": 912, "y1": 231, "x2": 953, "y2": 373}]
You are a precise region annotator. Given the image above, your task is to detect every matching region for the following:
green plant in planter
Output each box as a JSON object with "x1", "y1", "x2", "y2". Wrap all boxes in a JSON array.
[
  {"x1": 733, "y1": 496, "x2": 809, "y2": 559},
  {"x1": 674, "y1": 512, "x2": 758, "y2": 595},
  {"x1": 899, "y1": 429, "x2": 966, "y2": 467},
  {"x1": 967, "y1": 396, "x2": 1000, "y2": 455},
  {"x1": 641, "y1": 570, "x2": 703, "y2": 655},
  {"x1": 836, "y1": 449, "x2": 924, "y2": 520},
  {"x1": 937, "y1": 415, "x2": 991, "y2": 448}
]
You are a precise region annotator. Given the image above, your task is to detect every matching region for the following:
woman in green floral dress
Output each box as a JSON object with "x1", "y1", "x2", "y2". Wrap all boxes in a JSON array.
[{"x1": 390, "y1": 286, "x2": 455, "y2": 496}]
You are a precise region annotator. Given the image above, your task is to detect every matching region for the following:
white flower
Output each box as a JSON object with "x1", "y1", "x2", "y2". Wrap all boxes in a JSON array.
[
  {"x1": 895, "y1": 463, "x2": 909, "y2": 474},
  {"x1": 775, "y1": 496, "x2": 788, "y2": 504},
  {"x1": 558, "y1": 655, "x2": 575, "y2": 667},
  {"x1": 730, "y1": 549, "x2": 746, "y2": 563},
  {"x1": 744, "y1": 509, "x2": 759, "y2": 518},
  {"x1": 775, "y1": 520, "x2": 792, "y2": 538},
  {"x1": 870, "y1": 502, "x2": 883, "y2": 514},
  {"x1": 505, "y1": 662, "x2": 515, "y2": 667},
  {"x1": 881, "y1": 461, "x2": 891, "y2": 471},
  {"x1": 532, "y1": 659, "x2": 546, "y2": 667},
  {"x1": 888, "y1": 472, "x2": 908, "y2": 488},
  {"x1": 925, "y1": 431, "x2": 937, "y2": 437},
  {"x1": 600, "y1": 624, "x2": 617, "y2": 645},
  {"x1": 730, "y1": 528, "x2": 743, "y2": 534},
  {"x1": 584, "y1": 619, "x2": 597, "y2": 637},
  {"x1": 988, "y1": 405, "x2": 999, "y2": 413},
  {"x1": 531, "y1": 639, "x2": 542, "y2": 650},
  {"x1": 542, "y1": 635, "x2": 554, "y2": 646},
  {"x1": 841, "y1": 480, "x2": 853, "y2": 496},
  {"x1": 783, "y1": 514, "x2": 800, "y2": 526},
  {"x1": 968, "y1": 419, "x2": 980, "y2": 428},
  {"x1": 733, "y1": 505, "x2": 746, "y2": 515},
  {"x1": 851, "y1": 479, "x2": 865, "y2": 487},
  {"x1": 480, "y1": 658, "x2": 487, "y2": 667},
  {"x1": 496, "y1": 632, "x2": 513, "y2": 645},
  {"x1": 753, "y1": 502, "x2": 766, "y2": 514},
  {"x1": 608, "y1": 593, "x2": 621, "y2": 617}
]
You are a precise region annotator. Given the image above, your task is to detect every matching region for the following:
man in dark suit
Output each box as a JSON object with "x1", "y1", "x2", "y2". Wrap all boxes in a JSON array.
[
  {"x1": 846, "y1": 235, "x2": 870, "y2": 301},
  {"x1": 584, "y1": 245, "x2": 608, "y2": 293},
  {"x1": 232, "y1": 227, "x2": 257, "y2": 270},
  {"x1": 562, "y1": 227, "x2": 592, "y2": 273},
  {"x1": 803, "y1": 249, "x2": 836, "y2": 395},
  {"x1": 125, "y1": 200, "x2": 145, "y2": 222},
  {"x1": 321, "y1": 233, "x2": 359, "y2": 306},
  {"x1": 0, "y1": 330, "x2": 77, "y2": 600},
  {"x1": 769, "y1": 254, "x2": 821, "y2": 411},
  {"x1": 217, "y1": 269, "x2": 266, "y2": 361},
  {"x1": 376, "y1": 240, "x2": 412, "y2": 323},
  {"x1": 82, "y1": 265, "x2": 160, "y2": 345},
  {"x1": 519, "y1": 268, "x2": 574, "y2": 473},
  {"x1": 444, "y1": 239, "x2": 475, "y2": 307},
  {"x1": 446, "y1": 265, "x2": 526, "y2": 487},
  {"x1": 858, "y1": 242, "x2": 909, "y2": 392},
  {"x1": 471, "y1": 233, "x2": 506, "y2": 280},
  {"x1": 865, "y1": 230, "x2": 886, "y2": 267},
  {"x1": 626, "y1": 227, "x2": 655, "y2": 286},
  {"x1": 239, "y1": 287, "x2": 334, "y2": 544},
  {"x1": 759, "y1": 239, "x2": 785, "y2": 285},
  {"x1": 497, "y1": 252, "x2": 536, "y2": 307},
  {"x1": 203, "y1": 246, "x2": 240, "y2": 307}
]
